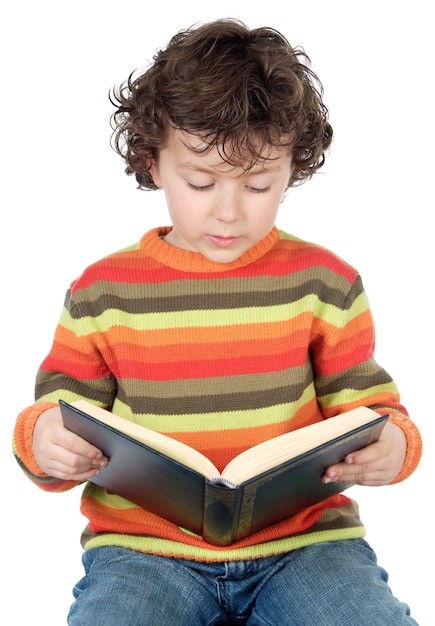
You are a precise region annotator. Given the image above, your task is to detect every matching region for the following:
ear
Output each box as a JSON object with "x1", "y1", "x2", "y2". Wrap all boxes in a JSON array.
[{"x1": 148, "y1": 159, "x2": 163, "y2": 189}]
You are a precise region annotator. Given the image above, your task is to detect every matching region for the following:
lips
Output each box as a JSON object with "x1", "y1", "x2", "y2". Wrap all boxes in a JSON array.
[{"x1": 208, "y1": 235, "x2": 241, "y2": 248}]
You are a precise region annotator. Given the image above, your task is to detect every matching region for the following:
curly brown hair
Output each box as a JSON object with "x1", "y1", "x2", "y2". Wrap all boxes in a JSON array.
[{"x1": 110, "y1": 18, "x2": 333, "y2": 189}]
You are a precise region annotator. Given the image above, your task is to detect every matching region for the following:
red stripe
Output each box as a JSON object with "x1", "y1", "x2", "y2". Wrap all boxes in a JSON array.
[
  {"x1": 71, "y1": 243, "x2": 356, "y2": 290},
  {"x1": 108, "y1": 350, "x2": 307, "y2": 380}
]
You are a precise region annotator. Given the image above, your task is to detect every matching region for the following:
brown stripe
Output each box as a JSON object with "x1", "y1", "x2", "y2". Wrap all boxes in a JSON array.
[{"x1": 68, "y1": 273, "x2": 363, "y2": 318}]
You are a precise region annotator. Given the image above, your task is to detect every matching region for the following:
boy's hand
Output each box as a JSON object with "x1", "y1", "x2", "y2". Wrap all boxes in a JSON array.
[
  {"x1": 322, "y1": 421, "x2": 406, "y2": 486},
  {"x1": 33, "y1": 406, "x2": 108, "y2": 481}
]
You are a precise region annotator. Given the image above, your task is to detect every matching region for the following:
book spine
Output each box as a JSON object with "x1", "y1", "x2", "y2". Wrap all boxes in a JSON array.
[{"x1": 202, "y1": 482, "x2": 241, "y2": 546}]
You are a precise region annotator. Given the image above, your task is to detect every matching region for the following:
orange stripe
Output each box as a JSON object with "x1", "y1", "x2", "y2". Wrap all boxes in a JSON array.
[
  {"x1": 70, "y1": 312, "x2": 314, "y2": 347},
  {"x1": 168, "y1": 400, "x2": 323, "y2": 454}
]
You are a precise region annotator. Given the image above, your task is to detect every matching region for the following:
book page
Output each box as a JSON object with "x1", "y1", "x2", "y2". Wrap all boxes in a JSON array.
[
  {"x1": 71, "y1": 400, "x2": 220, "y2": 479},
  {"x1": 220, "y1": 407, "x2": 379, "y2": 484}
]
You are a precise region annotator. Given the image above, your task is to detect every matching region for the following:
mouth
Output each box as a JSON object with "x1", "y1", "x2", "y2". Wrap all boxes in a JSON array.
[{"x1": 207, "y1": 235, "x2": 241, "y2": 248}]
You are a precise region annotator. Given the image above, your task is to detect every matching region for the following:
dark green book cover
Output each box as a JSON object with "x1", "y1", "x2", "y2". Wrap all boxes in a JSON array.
[{"x1": 60, "y1": 400, "x2": 387, "y2": 546}]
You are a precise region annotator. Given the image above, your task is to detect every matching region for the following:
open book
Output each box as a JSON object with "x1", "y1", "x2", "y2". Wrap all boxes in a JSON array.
[{"x1": 60, "y1": 399, "x2": 388, "y2": 546}]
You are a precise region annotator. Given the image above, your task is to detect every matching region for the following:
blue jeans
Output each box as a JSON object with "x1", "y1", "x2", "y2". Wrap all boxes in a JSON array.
[{"x1": 68, "y1": 539, "x2": 417, "y2": 625}]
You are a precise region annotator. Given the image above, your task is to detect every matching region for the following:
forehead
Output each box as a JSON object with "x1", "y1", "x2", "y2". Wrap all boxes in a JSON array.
[{"x1": 163, "y1": 128, "x2": 291, "y2": 172}]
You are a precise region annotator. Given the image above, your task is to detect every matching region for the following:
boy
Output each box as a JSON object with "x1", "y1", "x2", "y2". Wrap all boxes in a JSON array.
[{"x1": 13, "y1": 18, "x2": 422, "y2": 625}]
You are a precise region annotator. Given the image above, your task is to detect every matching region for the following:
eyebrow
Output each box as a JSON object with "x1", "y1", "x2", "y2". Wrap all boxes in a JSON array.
[{"x1": 178, "y1": 161, "x2": 284, "y2": 175}]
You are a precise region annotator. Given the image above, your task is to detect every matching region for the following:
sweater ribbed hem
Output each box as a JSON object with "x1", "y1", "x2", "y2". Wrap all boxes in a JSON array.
[{"x1": 82, "y1": 525, "x2": 367, "y2": 562}]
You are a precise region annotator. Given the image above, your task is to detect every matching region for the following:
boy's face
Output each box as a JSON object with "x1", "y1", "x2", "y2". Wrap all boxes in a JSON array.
[{"x1": 150, "y1": 129, "x2": 292, "y2": 264}]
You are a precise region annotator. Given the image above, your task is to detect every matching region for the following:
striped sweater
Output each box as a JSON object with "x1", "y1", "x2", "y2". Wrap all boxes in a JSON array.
[{"x1": 13, "y1": 226, "x2": 422, "y2": 561}]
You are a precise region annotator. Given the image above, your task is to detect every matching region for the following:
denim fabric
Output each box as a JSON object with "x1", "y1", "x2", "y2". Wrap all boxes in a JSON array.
[{"x1": 68, "y1": 539, "x2": 417, "y2": 625}]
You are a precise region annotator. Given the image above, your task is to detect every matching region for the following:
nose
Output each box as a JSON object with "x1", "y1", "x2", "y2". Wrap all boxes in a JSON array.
[{"x1": 213, "y1": 188, "x2": 241, "y2": 223}]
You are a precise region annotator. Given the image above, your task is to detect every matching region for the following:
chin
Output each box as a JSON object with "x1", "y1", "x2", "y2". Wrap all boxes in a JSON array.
[{"x1": 205, "y1": 252, "x2": 241, "y2": 264}]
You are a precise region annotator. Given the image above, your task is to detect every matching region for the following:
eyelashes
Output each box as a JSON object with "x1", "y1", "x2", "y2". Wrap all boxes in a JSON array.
[
  {"x1": 187, "y1": 183, "x2": 214, "y2": 192},
  {"x1": 249, "y1": 186, "x2": 272, "y2": 194}
]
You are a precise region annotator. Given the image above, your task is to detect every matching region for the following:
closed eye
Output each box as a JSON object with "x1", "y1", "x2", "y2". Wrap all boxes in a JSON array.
[
  {"x1": 187, "y1": 182, "x2": 214, "y2": 191},
  {"x1": 248, "y1": 186, "x2": 271, "y2": 194}
]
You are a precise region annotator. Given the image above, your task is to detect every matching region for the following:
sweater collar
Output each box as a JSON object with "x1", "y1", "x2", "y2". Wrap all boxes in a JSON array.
[{"x1": 141, "y1": 226, "x2": 280, "y2": 273}]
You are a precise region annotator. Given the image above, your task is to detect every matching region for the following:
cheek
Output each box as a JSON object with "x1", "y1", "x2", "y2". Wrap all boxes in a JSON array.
[
  {"x1": 165, "y1": 195, "x2": 195, "y2": 229},
  {"x1": 252, "y1": 200, "x2": 280, "y2": 230}
]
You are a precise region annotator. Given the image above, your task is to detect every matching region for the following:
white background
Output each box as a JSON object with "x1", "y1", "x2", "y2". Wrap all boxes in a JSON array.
[{"x1": 2, "y1": 1, "x2": 432, "y2": 623}]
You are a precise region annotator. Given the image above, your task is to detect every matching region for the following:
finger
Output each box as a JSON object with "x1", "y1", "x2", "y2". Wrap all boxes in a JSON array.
[
  {"x1": 343, "y1": 467, "x2": 386, "y2": 486},
  {"x1": 323, "y1": 461, "x2": 387, "y2": 486},
  {"x1": 40, "y1": 433, "x2": 108, "y2": 477},
  {"x1": 60, "y1": 428, "x2": 107, "y2": 463},
  {"x1": 344, "y1": 438, "x2": 387, "y2": 466},
  {"x1": 43, "y1": 449, "x2": 107, "y2": 481}
]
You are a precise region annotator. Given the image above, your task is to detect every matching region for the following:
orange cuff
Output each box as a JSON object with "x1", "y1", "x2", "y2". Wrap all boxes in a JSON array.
[
  {"x1": 13, "y1": 401, "x2": 58, "y2": 476},
  {"x1": 384, "y1": 410, "x2": 422, "y2": 484}
]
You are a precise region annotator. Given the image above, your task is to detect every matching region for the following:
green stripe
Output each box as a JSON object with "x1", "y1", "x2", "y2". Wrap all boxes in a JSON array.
[
  {"x1": 62, "y1": 294, "x2": 363, "y2": 335},
  {"x1": 319, "y1": 382, "x2": 399, "y2": 409},
  {"x1": 83, "y1": 526, "x2": 366, "y2": 561}
]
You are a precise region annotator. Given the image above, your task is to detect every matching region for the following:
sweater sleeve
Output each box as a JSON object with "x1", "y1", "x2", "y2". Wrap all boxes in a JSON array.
[
  {"x1": 34, "y1": 286, "x2": 117, "y2": 406},
  {"x1": 12, "y1": 284, "x2": 117, "y2": 491},
  {"x1": 311, "y1": 274, "x2": 422, "y2": 482}
]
